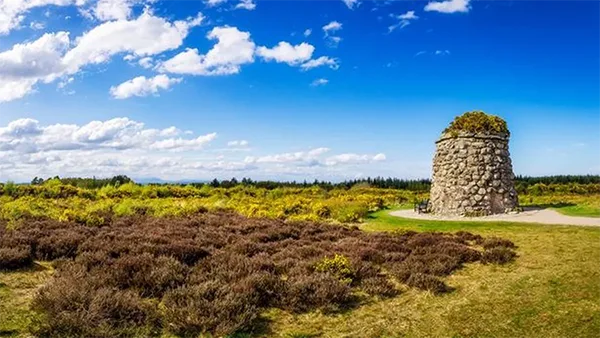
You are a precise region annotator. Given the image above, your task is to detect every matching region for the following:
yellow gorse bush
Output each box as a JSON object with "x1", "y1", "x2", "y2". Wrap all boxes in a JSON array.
[{"x1": 0, "y1": 182, "x2": 424, "y2": 225}]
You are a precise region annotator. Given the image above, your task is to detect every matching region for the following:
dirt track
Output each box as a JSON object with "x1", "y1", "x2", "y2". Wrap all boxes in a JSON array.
[{"x1": 390, "y1": 207, "x2": 600, "y2": 226}]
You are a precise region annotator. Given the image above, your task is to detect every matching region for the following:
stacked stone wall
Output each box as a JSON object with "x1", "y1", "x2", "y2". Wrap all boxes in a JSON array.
[{"x1": 429, "y1": 132, "x2": 518, "y2": 216}]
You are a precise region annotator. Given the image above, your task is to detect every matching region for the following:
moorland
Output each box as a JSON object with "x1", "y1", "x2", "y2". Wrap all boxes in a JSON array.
[{"x1": 1, "y1": 175, "x2": 599, "y2": 337}]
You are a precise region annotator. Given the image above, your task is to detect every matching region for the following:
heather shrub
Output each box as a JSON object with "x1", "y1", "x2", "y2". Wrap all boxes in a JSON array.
[
  {"x1": 162, "y1": 282, "x2": 259, "y2": 337},
  {"x1": 482, "y1": 247, "x2": 517, "y2": 264},
  {"x1": 36, "y1": 229, "x2": 89, "y2": 260},
  {"x1": 406, "y1": 273, "x2": 448, "y2": 294},
  {"x1": 361, "y1": 276, "x2": 399, "y2": 298},
  {"x1": 0, "y1": 246, "x2": 33, "y2": 270},
  {"x1": 284, "y1": 273, "x2": 354, "y2": 313},
  {"x1": 0, "y1": 212, "x2": 516, "y2": 336},
  {"x1": 32, "y1": 266, "x2": 160, "y2": 337},
  {"x1": 110, "y1": 253, "x2": 188, "y2": 297},
  {"x1": 482, "y1": 237, "x2": 516, "y2": 250}
]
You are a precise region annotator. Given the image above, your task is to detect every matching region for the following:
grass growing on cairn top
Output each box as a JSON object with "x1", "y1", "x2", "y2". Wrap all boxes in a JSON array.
[{"x1": 443, "y1": 111, "x2": 510, "y2": 136}]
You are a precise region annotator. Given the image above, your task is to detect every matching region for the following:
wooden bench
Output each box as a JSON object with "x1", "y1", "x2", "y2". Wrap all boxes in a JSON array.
[{"x1": 414, "y1": 200, "x2": 429, "y2": 214}]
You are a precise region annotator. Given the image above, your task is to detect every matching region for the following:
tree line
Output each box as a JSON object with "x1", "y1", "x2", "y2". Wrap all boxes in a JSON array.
[{"x1": 26, "y1": 174, "x2": 600, "y2": 192}]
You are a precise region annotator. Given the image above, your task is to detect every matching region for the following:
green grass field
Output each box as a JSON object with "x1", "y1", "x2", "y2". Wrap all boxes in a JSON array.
[
  {"x1": 2, "y1": 210, "x2": 599, "y2": 338},
  {"x1": 266, "y1": 210, "x2": 600, "y2": 338}
]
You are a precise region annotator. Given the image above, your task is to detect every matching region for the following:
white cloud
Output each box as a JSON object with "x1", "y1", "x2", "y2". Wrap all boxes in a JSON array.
[
  {"x1": 310, "y1": 78, "x2": 328, "y2": 86},
  {"x1": 424, "y1": 0, "x2": 470, "y2": 13},
  {"x1": 0, "y1": 0, "x2": 74, "y2": 35},
  {"x1": 63, "y1": 10, "x2": 204, "y2": 74},
  {"x1": 300, "y1": 56, "x2": 339, "y2": 70},
  {"x1": 342, "y1": 0, "x2": 359, "y2": 9},
  {"x1": 414, "y1": 50, "x2": 426, "y2": 57},
  {"x1": 0, "y1": 32, "x2": 70, "y2": 102},
  {"x1": 235, "y1": 0, "x2": 256, "y2": 10},
  {"x1": 389, "y1": 10, "x2": 419, "y2": 32},
  {"x1": 206, "y1": 0, "x2": 227, "y2": 7},
  {"x1": 0, "y1": 10, "x2": 204, "y2": 102},
  {"x1": 321, "y1": 22, "x2": 343, "y2": 48},
  {"x1": 324, "y1": 153, "x2": 386, "y2": 166},
  {"x1": 322, "y1": 21, "x2": 342, "y2": 34},
  {"x1": 435, "y1": 49, "x2": 450, "y2": 55},
  {"x1": 227, "y1": 140, "x2": 249, "y2": 147},
  {"x1": 92, "y1": 0, "x2": 139, "y2": 21},
  {"x1": 29, "y1": 21, "x2": 45, "y2": 30},
  {"x1": 149, "y1": 133, "x2": 217, "y2": 151},
  {"x1": 57, "y1": 77, "x2": 74, "y2": 88},
  {"x1": 138, "y1": 56, "x2": 153, "y2": 68},
  {"x1": 245, "y1": 147, "x2": 330, "y2": 165},
  {"x1": 160, "y1": 26, "x2": 255, "y2": 76},
  {"x1": 256, "y1": 42, "x2": 314, "y2": 66},
  {"x1": 110, "y1": 75, "x2": 181, "y2": 99},
  {"x1": 0, "y1": 118, "x2": 388, "y2": 181},
  {"x1": 303, "y1": 29, "x2": 312, "y2": 37},
  {"x1": 243, "y1": 148, "x2": 385, "y2": 169},
  {"x1": 0, "y1": 117, "x2": 216, "y2": 153}
]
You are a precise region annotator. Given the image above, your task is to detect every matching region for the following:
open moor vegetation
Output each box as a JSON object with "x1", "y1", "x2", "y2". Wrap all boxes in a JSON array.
[{"x1": 0, "y1": 212, "x2": 516, "y2": 337}]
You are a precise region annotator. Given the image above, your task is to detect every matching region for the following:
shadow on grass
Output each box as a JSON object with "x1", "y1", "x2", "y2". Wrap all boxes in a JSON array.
[
  {"x1": 0, "y1": 329, "x2": 19, "y2": 337},
  {"x1": 0, "y1": 261, "x2": 51, "y2": 274},
  {"x1": 523, "y1": 202, "x2": 576, "y2": 210}
]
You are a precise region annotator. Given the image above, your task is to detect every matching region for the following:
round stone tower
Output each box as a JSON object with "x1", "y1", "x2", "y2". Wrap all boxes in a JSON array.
[{"x1": 429, "y1": 111, "x2": 518, "y2": 216}]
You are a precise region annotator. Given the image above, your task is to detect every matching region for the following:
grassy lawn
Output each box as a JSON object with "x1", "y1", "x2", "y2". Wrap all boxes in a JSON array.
[
  {"x1": 267, "y1": 210, "x2": 600, "y2": 338},
  {"x1": 519, "y1": 195, "x2": 600, "y2": 218},
  {"x1": 1, "y1": 211, "x2": 599, "y2": 338},
  {"x1": 0, "y1": 263, "x2": 52, "y2": 337},
  {"x1": 551, "y1": 204, "x2": 600, "y2": 218}
]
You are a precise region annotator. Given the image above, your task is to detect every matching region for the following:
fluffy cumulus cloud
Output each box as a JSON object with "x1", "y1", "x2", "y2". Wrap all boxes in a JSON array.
[
  {"x1": 63, "y1": 10, "x2": 204, "y2": 74},
  {"x1": 110, "y1": 75, "x2": 181, "y2": 99},
  {"x1": 0, "y1": 118, "x2": 387, "y2": 181},
  {"x1": 0, "y1": 31, "x2": 70, "y2": 102},
  {"x1": 0, "y1": 2, "x2": 343, "y2": 103},
  {"x1": 0, "y1": 117, "x2": 217, "y2": 153},
  {"x1": 424, "y1": 0, "x2": 470, "y2": 13},
  {"x1": 0, "y1": 10, "x2": 203, "y2": 102},
  {"x1": 0, "y1": 0, "x2": 74, "y2": 35},
  {"x1": 91, "y1": 0, "x2": 141, "y2": 21},
  {"x1": 256, "y1": 42, "x2": 314, "y2": 65},
  {"x1": 159, "y1": 26, "x2": 255, "y2": 76}
]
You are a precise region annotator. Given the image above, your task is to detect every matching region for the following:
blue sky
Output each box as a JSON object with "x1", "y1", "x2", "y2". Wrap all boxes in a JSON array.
[{"x1": 0, "y1": 0, "x2": 598, "y2": 182}]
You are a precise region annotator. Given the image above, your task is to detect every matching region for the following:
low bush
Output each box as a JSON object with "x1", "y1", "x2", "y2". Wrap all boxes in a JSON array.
[
  {"x1": 361, "y1": 276, "x2": 399, "y2": 298},
  {"x1": 283, "y1": 273, "x2": 354, "y2": 313},
  {"x1": 31, "y1": 264, "x2": 160, "y2": 337},
  {"x1": 405, "y1": 273, "x2": 449, "y2": 294},
  {"x1": 481, "y1": 247, "x2": 517, "y2": 264},
  {"x1": 482, "y1": 237, "x2": 517, "y2": 250},
  {"x1": 0, "y1": 246, "x2": 33, "y2": 270},
  {"x1": 162, "y1": 282, "x2": 259, "y2": 337},
  {"x1": 0, "y1": 213, "x2": 516, "y2": 336}
]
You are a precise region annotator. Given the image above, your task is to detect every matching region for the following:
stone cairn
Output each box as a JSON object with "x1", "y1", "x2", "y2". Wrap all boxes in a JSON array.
[{"x1": 429, "y1": 111, "x2": 518, "y2": 216}]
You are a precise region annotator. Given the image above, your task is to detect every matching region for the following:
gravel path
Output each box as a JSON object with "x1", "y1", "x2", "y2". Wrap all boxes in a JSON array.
[{"x1": 390, "y1": 207, "x2": 600, "y2": 226}]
